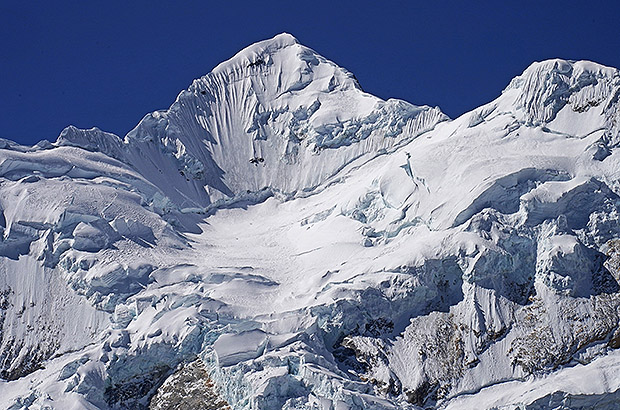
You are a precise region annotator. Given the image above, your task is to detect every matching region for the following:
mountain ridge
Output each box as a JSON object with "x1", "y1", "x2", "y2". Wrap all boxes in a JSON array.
[
  {"x1": 56, "y1": 32, "x2": 448, "y2": 209},
  {"x1": 0, "y1": 34, "x2": 619, "y2": 409}
]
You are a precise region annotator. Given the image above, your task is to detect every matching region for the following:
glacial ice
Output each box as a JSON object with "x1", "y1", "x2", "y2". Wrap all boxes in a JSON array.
[
  {"x1": 1, "y1": 34, "x2": 620, "y2": 410},
  {"x1": 214, "y1": 330, "x2": 269, "y2": 367}
]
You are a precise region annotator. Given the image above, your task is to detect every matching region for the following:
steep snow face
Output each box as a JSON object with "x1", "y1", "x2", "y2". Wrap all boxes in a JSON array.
[
  {"x1": 1, "y1": 38, "x2": 620, "y2": 410},
  {"x1": 502, "y1": 59, "x2": 620, "y2": 154},
  {"x1": 59, "y1": 33, "x2": 446, "y2": 209},
  {"x1": 506, "y1": 59, "x2": 619, "y2": 124}
]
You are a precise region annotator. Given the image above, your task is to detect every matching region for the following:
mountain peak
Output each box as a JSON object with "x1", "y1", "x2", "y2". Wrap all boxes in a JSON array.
[
  {"x1": 3, "y1": 35, "x2": 620, "y2": 410},
  {"x1": 210, "y1": 32, "x2": 300, "y2": 76},
  {"x1": 504, "y1": 58, "x2": 620, "y2": 124},
  {"x1": 198, "y1": 32, "x2": 362, "y2": 98},
  {"x1": 118, "y1": 34, "x2": 446, "y2": 208}
]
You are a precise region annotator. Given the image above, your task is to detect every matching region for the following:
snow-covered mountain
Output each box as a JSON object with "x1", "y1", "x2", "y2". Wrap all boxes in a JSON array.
[{"x1": 1, "y1": 33, "x2": 620, "y2": 409}]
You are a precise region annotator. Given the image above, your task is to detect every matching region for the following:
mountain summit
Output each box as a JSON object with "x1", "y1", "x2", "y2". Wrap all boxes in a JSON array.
[
  {"x1": 1, "y1": 34, "x2": 620, "y2": 410},
  {"x1": 58, "y1": 33, "x2": 446, "y2": 208}
]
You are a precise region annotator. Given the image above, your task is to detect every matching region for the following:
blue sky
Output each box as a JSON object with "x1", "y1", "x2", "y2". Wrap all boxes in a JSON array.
[{"x1": 1, "y1": 1, "x2": 619, "y2": 145}]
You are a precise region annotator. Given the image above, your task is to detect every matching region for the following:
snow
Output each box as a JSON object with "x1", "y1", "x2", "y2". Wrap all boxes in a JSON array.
[
  {"x1": 444, "y1": 349, "x2": 620, "y2": 409},
  {"x1": 1, "y1": 34, "x2": 620, "y2": 409},
  {"x1": 214, "y1": 330, "x2": 269, "y2": 367}
]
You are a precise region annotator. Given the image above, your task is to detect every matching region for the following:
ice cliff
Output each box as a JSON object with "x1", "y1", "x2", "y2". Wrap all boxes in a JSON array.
[{"x1": 1, "y1": 34, "x2": 620, "y2": 410}]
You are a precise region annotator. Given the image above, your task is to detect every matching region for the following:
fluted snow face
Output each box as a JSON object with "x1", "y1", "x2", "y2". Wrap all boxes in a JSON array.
[
  {"x1": 120, "y1": 33, "x2": 447, "y2": 207},
  {"x1": 503, "y1": 59, "x2": 620, "y2": 141}
]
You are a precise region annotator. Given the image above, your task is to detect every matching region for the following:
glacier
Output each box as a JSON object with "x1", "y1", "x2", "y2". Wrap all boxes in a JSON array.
[{"x1": 0, "y1": 33, "x2": 620, "y2": 409}]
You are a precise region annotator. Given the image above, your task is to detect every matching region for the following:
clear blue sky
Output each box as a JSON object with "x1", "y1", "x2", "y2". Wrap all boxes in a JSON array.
[{"x1": 2, "y1": 1, "x2": 619, "y2": 146}]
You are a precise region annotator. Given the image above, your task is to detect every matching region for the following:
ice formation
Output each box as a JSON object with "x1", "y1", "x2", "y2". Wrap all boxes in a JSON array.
[{"x1": 1, "y1": 33, "x2": 620, "y2": 409}]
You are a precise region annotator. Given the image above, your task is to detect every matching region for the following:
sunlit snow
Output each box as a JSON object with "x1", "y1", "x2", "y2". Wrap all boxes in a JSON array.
[{"x1": 1, "y1": 34, "x2": 620, "y2": 409}]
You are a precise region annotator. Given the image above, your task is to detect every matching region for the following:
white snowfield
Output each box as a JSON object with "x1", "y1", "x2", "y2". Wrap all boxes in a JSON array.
[{"x1": 0, "y1": 33, "x2": 619, "y2": 409}]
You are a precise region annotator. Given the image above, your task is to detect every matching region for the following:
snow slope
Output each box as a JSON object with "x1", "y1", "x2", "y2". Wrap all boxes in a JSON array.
[
  {"x1": 1, "y1": 35, "x2": 620, "y2": 409},
  {"x1": 57, "y1": 33, "x2": 446, "y2": 209}
]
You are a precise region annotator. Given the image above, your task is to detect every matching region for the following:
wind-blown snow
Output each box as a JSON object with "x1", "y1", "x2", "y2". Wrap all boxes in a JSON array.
[{"x1": 1, "y1": 34, "x2": 620, "y2": 410}]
